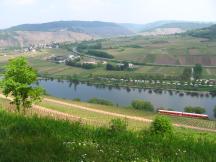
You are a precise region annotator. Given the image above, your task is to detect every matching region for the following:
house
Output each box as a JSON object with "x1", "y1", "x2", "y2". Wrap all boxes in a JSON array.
[{"x1": 128, "y1": 63, "x2": 134, "y2": 68}]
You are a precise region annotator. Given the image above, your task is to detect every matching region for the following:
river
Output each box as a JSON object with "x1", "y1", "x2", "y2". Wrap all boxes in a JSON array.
[{"x1": 37, "y1": 79, "x2": 216, "y2": 119}]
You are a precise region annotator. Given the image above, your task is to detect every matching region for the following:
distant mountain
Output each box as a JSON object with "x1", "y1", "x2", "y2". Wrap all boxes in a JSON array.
[
  {"x1": 187, "y1": 24, "x2": 216, "y2": 40},
  {"x1": 0, "y1": 21, "x2": 133, "y2": 47},
  {"x1": 119, "y1": 23, "x2": 146, "y2": 32},
  {"x1": 140, "y1": 21, "x2": 213, "y2": 32},
  {"x1": 0, "y1": 30, "x2": 93, "y2": 48},
  {"x1": 6, "y1": 21, "x2": 133, "y2": 37}
]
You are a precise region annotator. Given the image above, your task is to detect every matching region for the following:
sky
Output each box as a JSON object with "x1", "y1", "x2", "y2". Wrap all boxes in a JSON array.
[{"x1": 0, "y1": 0, "x2": 216, "y2": 29}]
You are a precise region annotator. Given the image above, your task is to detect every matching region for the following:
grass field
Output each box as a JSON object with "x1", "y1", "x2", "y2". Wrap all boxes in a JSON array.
[
  {"x1": 96, "y1": 35, "x2": 216, "y2": 66},
  {"x1": 1, "y1": 96, "x2": 215, "y2": 131},
  {"x1": 0, "y1": 108, "x2": 216, "y2": 161},
  {"x1": 0, "y1": 94, "x2": 216, "y2": 161}
]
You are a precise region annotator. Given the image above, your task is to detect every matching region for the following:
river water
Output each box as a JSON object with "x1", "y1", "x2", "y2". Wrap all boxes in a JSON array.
[{"x1": 37, "y1": 79, "x2": 216, "y2": 119}]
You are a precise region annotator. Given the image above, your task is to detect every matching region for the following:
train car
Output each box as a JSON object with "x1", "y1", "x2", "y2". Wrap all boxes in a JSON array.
[{"x1": 158, "y1": 109, "x2": 208, "y2": 119}]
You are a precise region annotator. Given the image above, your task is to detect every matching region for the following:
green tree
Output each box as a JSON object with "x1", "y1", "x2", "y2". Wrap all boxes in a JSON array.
[
  {"x1": 181, "y1": 68, "x2": 191, "y2": 81},
  {"x1": 0, "y1": 57, "x2": 44, "y2": 112},
  {"x1": 131, "y1": 100, "x2": 154, "y2": 112},
  {"x1": 194, "y1": 64, "x2": 203, "y2": 79},
  {"x1": 214, "y1": 106, "x2": 216, "y2": 118},
  {"x1": 184, "y1": 106, "x2": 205, "y2": 114}
]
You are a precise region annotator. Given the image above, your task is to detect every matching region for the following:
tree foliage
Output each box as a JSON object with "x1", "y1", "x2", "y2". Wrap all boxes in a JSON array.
[
  {"x1": 88, "y1": 98, "x2": 113, "y2": 106},
  {"x1": 131, "y1": 100, "x2": 154, "y2": 112},
  {"x1": 194, "y1": 64, "x2": 203, "y2": 79},
  {"x1": 1, "y1": 57, "x2": 44, "y2": 112},
  {"x1": 150, "y1": 116, "x2": 173, "y2": 136},
  {"x1": 184, "y1": 106, "x2": 206, "y2": 114},
  {"x1": 181, "y1": 68, "x2": 191, "y2": 81},
  {"x1": 214, "y1": 106, "x2": 216, "y2": 118}
]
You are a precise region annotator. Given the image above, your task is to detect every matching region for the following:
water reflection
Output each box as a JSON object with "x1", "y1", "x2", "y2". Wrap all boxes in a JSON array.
[{"x1": 37, "y1": 79, "x2": 216, "y2": 119}]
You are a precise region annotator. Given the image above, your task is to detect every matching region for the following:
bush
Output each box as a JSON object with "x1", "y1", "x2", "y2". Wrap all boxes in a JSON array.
[
  {"x1": 73, "y1": 98, "x2": 80, "y2": 101},
  {"x1": 109, "y1": 119, "x2": 128, "y2": 133},
  {"x1": 131, "y1": 100, "x2": 154, "y2": 112},
  {"x1": 88, "y1": 98, "x2": 113, "y2": 106},
  {"x1": 82, "y1": 63, "x2": 97, "y2": 69},
  {"x1": 214, "y1": 106, "x2": 216, "y2": 118},
  {"x1": 150, "y1": 116, "x2": 173, "y2": 135},
  {"x1": 184, "y1": 106, "x2": 206, "y2": 114}
]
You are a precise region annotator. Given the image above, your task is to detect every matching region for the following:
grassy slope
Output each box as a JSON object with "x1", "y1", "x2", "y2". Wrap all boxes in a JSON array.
[
  {"x1": 0, "y1": 105, "x2": 216, "y2": 162},
  {"x1": 1, "y1": 96, "x2": 215, "y2": 131},
  {"x1": 99, "y1": 35, "x2": 216, "y2": 66}
]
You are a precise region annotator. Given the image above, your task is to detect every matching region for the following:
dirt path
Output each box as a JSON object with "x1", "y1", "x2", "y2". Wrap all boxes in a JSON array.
[{"x1": 1, "y1": 94, "x2": 216, "y2": 133}]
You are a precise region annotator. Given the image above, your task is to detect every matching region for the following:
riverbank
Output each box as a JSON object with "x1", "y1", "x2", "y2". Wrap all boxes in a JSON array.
[
  {"x1": 0, "y1": 93, "x2": 216, "y2": 132},
  {"x1": 39, "y1": 74, "x2": 216, "y2": 93}
]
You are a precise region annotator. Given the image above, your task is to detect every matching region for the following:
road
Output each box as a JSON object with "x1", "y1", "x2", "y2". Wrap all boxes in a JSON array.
[{"x1": 0, "y1": 94, "x2": 216, "y2": 133}]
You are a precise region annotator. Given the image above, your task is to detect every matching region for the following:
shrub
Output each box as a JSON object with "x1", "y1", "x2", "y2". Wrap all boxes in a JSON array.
[
  {"x1": 73, "y1": 98, "x2": 81, "y2": 101},
  {"x1": 150, "y1": 116, "x2": 173, "y2": 136},
  {"x1": 214, "y1": 106, "x2": 216, "y2": 118},
  {"x1": 82, "y1": 63, "x2": 97, "y2": 69},
  {"x1": 88, "y1": 98, "x2": 113, "y2": 106},
  {"x1": 109, "y1": 119, "x2": 128, "y2": 133},
  {"x1": 184, "y1": 106, "x2": 206, "y2": 114},
  {"x1": 131, "y1": 100, "x2": 154, "y2": 112}
]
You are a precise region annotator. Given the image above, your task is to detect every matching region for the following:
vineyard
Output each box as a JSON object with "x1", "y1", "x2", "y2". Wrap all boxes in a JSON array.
[{"x1": 1, "y1": 96, "x2": 215, "y2": 132}]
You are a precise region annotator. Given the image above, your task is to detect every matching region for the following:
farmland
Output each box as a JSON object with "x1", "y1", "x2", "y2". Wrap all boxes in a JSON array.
[
  {"x1": 87, "y1": 35, "x2": 216, "y2": 66},
  {"x1": 61, "y1": 34, "x2": 216, "y2": 81}
]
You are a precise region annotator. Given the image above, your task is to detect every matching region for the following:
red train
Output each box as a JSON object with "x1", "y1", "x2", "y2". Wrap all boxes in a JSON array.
[{"x1": 158, "y1": 109, "x2": 208, "y2": 119}]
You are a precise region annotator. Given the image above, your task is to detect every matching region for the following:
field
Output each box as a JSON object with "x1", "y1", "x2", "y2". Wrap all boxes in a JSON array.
[
  {"x1": 1, "y1": 48, "x2": 216, "y2": 80},
  {"x1": 98, "y1": 35, "x2": 216, "y2": 66},
  {"x1": 0, "y1": 97, "x2": 216, "y2": 161},
  {"x1": 1, "y1": 95, "x2": 215, "y2": 131}
]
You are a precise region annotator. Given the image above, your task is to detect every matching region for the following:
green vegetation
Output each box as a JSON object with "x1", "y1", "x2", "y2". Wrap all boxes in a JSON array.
[
  {"x1": 184, "y1": 106, "x2": 206, "y2": 114},
  {"x1": 131, "y1": 100, "x2": 154, "y2": 112},
  {"x1": 0, "y1": 109, "x2": 215, "y2": 162},
  {"x1": 150, "y1": 116, "x2": 173, "y2": 136},
  {"x1": 75, "y1": 35, "x2": 216, "y2": 66},
  {"x1": 214, "y1": 106, "x2": 216, "y2": 118},
  {"x1": 87, "y1": 50, "x2": 114, "y2": 59},
  {"x1": 88, "y1": 98, "x2": 113, "y2": 106},
  {"x1": 109, "y1": 119, "x2": 128, "y2": 133},
  {"x1": 181, "y1": 67, "x2": 192, "y2": 80},
  {"x1": 0, "y1": 57, "x2": 43, "y2": 112},
  {"x1": 106, "y1": 62, "x2": 131, "y2": 71},
  {"x1": 194, "y1": 64, "x2": 203, "y2": 79},
  {"x1": 188, "y1": 24, "x2": 216, "y2": 40}
]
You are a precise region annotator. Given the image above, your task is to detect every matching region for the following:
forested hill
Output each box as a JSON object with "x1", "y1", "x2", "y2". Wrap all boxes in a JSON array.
[
  {"x1": 5, "y1": 21, "x2": 133, "y2": 37},
  {"x1": 187, "y1": 24, "x2": 216, "y2": 40}
]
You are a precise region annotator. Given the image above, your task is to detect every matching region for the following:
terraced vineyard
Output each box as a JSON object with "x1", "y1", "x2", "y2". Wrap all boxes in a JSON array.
[
  {"x1": 168, "y1": 116, "x2": 216, "y2": 130},
  {"x1": 97, "y1": 35, "x2": 216, "y2": 66}
]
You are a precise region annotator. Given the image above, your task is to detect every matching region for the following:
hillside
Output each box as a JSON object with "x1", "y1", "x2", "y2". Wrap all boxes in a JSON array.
[
  {"x1": 0, "y1": 21, "x2": 133, "y2": 48},
  {"x1": 187, "y1": 24, "x2": 216, "y2": 40},
  {"x1": 141, "y1": 21, "x2": 213, "y2": 31},
  {"x1": 6, "y1": 21, "x2": 133, "y2": 37},
  {"x1": 0, "y1": 105, "x2": 215, "y2": 161},
  {"x1": 0, "y1": 31, "x2": 93, "y2": 48}
]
